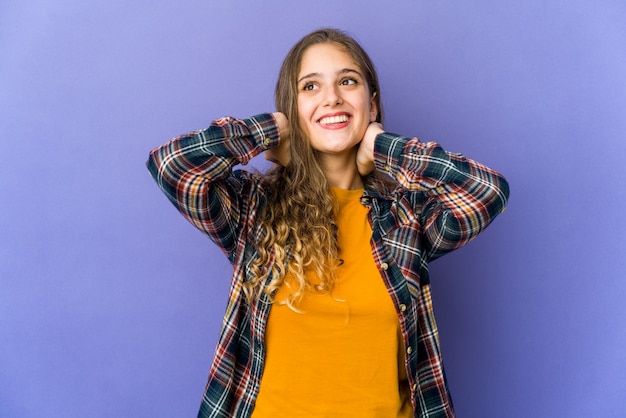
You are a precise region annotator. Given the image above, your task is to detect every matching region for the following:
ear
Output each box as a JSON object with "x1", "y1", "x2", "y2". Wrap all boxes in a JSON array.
[{"x1": 369, "y1": 92, "x2": 378, "y2": 122}]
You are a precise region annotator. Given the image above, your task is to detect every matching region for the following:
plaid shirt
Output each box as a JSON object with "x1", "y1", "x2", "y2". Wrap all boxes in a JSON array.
[{"x1": 147, "y1": 113, "x2": 509, "y2": 418}]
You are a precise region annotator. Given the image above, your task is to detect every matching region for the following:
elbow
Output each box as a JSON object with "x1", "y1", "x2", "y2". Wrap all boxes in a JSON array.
[{"x1": 491, "y1": 173, "x2": 510, "y2": 218}]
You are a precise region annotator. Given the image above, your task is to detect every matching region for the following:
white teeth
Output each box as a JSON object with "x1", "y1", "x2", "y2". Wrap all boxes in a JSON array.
[{"x1": 319, "y1": 115, "x2": 349, "y2": 125}]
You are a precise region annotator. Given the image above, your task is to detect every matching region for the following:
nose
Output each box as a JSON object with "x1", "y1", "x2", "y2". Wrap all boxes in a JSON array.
[{"x1": 323, "y1": 84, "x2": 342, "y2": 106}]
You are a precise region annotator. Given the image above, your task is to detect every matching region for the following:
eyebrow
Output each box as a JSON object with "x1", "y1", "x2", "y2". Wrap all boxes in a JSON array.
[{"x1": 297, "y1": 68, "x2": 363, "y2": 84}]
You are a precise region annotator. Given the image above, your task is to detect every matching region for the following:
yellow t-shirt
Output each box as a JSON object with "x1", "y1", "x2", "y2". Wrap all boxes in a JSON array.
[{"x1": 252, "y1": 187, "x2": 412, "y2": 418}]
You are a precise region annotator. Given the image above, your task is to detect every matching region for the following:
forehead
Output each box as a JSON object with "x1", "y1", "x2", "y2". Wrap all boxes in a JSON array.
[{"x1": 298, "y1": 43, "x2": 359, "y2": 75}]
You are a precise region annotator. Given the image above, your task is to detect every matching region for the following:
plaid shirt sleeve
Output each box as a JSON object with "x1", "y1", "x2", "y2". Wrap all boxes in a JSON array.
[
  {"x1": 373, "y1": 132, "x2": 509, "y2": 261},
  {"x1": 146, "y1": 113, "x2": 280, "y2": 262}
]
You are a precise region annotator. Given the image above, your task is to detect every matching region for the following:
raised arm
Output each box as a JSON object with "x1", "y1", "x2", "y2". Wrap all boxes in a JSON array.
[
  {"x1": 360, "y1": 124, "x2": 509, "y2": 261},
  {"x1": 146, "y1": 113, "x2": 281, "y2": 262}
]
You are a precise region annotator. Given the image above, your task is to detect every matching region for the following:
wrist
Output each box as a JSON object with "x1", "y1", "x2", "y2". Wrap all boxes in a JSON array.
[{"x1": 272, "y1": 112, "x2": 289, "y2": 140}]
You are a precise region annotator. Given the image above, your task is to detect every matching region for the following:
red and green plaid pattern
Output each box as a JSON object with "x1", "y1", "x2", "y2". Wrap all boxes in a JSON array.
[{"x1": 147, "y1": 114, "x2": 509, "y2": 418}]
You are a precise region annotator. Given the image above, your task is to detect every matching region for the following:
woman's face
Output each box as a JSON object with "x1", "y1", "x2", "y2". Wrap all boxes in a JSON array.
[{"x1": 296, "y1": 43, "x2": 377, "y2": 158}]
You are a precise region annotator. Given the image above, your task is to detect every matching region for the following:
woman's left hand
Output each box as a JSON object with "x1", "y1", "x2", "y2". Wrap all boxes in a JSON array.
[{"x1": 356, "y1": 122, "x2": 384, "y2": 176}]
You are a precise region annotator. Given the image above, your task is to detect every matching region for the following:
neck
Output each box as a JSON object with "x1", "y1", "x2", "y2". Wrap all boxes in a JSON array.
[{"x1": 318, "y1": 150, "x2": 364, "y2": 190}]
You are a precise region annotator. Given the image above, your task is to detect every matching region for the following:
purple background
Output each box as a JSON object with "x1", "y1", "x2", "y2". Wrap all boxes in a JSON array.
[{"x1": 2, "y1": 1, "x2": 625, "y2": 416}]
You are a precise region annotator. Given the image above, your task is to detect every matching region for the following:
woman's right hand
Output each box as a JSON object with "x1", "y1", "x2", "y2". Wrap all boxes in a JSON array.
[{"x1": 265, "y1": 112, "x2": 291, "y2": 167}]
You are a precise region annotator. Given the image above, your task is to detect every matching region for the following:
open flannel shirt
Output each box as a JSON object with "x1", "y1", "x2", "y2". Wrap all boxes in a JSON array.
[{"x1": 147, "y1": 113, "x2": 509, "y2": 418}]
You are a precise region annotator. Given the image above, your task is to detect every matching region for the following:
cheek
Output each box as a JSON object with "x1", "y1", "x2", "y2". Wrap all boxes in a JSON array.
[
  {"x1": 296, "y1": 100, "x2": 316, "y2": 132},
  {"x1": 359, "y1": 100, "x2": 372, "y2": 124},
  {"x1": 297, "y1": 97, "x2": 312, "y2": 119}
]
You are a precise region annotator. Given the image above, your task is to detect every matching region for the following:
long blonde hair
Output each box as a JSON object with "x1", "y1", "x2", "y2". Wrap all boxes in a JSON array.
[{"x1": 244, "y1": 28, "x2": 384, "y2": 307}]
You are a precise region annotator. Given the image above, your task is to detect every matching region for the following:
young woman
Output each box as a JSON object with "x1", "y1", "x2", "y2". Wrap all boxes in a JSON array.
[{"x1": 147, "y1": 28, "x2": 509, "y2": 418}]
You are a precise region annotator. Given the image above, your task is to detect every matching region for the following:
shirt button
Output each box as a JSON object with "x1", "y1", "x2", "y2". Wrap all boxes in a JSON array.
[
  {"x1": 407, "y1": 346, "x2": 413, "y2": 355},
  {"x1": 263, "y1": 137, "x2": 271, "y2": 147},
  {"x1": 399, "y1": 304, "x2": 407, "y2": 312},
  {"x1": 380, "y1": 262, "x2": 389, "y2": 271},
  {"x1": 412, "y1": 383, "x2": 417, "y2": 391}
]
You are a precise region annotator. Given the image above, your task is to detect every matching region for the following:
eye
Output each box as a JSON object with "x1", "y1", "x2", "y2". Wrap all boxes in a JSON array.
[
  {"x1": 340, "y1": 77, "x2": 358, "y2": 86},
  {"x1": 301, "y1": 82, "x2": 318, "y2": 91}
]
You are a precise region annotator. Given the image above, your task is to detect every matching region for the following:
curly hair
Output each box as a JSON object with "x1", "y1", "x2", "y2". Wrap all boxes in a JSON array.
[{"x1": 244, "y1": 28, "x2": 384, "y2": 308}]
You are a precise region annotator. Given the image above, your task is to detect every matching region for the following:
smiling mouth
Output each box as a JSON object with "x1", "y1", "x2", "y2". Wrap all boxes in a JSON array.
[{"x1": 319, "y1": 114, "x2": 350, "y2": 125}]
